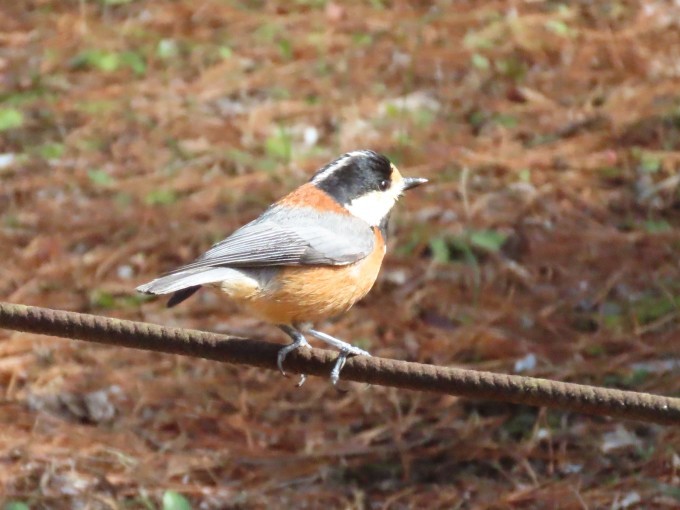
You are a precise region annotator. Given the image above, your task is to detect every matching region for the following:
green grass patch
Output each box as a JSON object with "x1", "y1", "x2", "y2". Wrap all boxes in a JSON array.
[
  {"x1": 471, "y1": 53, "x2": 490, "y2": 70},
  {"x1": 427, "y1": 230, "x2": 508, "y2": 264},
  {"x1": 4, "y1": 502, "x2": 30, "y2": 510},
  {"x1": 90, "y1": 290, "x2": 151, "y2": 309},
  {"x1": 643, "y1": 220, "x2": 672, "y2": 234},
  {"x1": 0, "y1": 108, "x2": 24, "y2": 131},
  {"x1": 34, "y1": 141, "x2": 65, "y2": 160},
  {"x1": 144, "y1": 189, "x2": 178, "y2": 206},
  {"x1": 76, "y1": 99, "x2": 119, "y2": 115},
  {"x1": 264, "y1": 126, "x2": 293, "y2": 163},
  {"x1": 632, "y1": 295, "x2": 679, "y2": 325},
  {"x1": 71, "y1": 49, "x2": 146, "y2": 76},
  {"x1": 162, "y1": 491, "x2": 192, "y2": 510},
  {"x1": 88, "y1": 169, "x2": 116, "y2": 187}
]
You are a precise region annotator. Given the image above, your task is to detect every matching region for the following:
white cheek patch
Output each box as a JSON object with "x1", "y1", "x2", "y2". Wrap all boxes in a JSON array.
[{"x1": 344, "y1": 185, "x2": 402, "y2": 226}]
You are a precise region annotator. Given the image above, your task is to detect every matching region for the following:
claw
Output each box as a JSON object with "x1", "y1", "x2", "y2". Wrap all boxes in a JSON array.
[
  {"x1": 277, "y1": 325, "x2": 311, "y2": 380},
  {"x1": 276, "y1": 343, "x2": 294, "y2": 375},
  {"x1": 278, "y1": 326, "x2": 371, "y2": 385},
  {"x1": 330, "y1": 350, "x2": 349, "y2": 386},
  {"x1": 308, "y1": 329, "x2": 371, "y2": 384}
]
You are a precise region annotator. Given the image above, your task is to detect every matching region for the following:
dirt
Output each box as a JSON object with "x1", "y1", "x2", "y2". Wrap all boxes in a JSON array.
[{"x1": 1, "y1": 1, "x2": 679, "y2": 508}]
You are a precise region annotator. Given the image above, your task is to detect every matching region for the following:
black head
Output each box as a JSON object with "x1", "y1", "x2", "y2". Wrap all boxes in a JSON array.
[
  {"x1": 310, "y1": 150, "x2": 427, "y2": 226},
  {"x1": 311, "y1": 150, "x2": 393, "y2": 205}
]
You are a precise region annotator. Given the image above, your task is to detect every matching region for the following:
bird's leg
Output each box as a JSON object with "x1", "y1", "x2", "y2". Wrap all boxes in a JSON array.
[
  {"x1": 307, "y1": 329, "x2": 371, "y2": 385},
  {"x1": 277, "y1": 325, "x2": 311, "y2": 386},
  {"x1": 307, "y1": 328, "x2": 371, "y2": 356},
  {"x1": 330, "y1": 351, "x2": 349, "y2": 386}
]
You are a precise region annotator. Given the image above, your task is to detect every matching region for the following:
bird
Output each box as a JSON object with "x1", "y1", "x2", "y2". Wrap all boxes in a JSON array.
[{"x1": 136, "y1": 150, "x2": 427, "y2": 385}]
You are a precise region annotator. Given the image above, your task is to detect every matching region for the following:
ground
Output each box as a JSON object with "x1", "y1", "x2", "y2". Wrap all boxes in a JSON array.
[{"x1": 0, "y1": 1, "x2": 679, "y2": 509}]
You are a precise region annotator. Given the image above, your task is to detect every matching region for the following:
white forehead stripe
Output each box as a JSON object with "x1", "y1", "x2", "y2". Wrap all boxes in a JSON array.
[{"x1": 311, "y1": 150, "x2": 376, "y2": 184}]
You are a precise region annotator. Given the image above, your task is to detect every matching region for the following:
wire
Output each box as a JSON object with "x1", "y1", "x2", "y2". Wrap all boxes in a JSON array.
[{"x1": 0, "y1": 301, "x2": 678, "y2": 425}]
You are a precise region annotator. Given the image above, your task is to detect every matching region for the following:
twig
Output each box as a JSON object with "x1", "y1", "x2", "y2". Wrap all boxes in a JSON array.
[{"x1": 0, "y1": 302, "x2": 678, "y2": 425}]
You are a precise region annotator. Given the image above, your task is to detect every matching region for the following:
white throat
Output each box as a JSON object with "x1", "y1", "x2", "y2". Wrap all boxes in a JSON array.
[{"x1": 344, "y1": 186, "x2": 402, "y2": 226}]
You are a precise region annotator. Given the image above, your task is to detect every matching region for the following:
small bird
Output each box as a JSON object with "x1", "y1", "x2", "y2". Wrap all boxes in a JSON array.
[{"x1": 136, "y1": 150, "x2": 427, "y2": 384}]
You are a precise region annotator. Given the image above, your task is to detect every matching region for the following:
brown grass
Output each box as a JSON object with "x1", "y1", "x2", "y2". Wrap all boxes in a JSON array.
[{"x1": 1, "y1": 1, "x2": 679, "y2": 508}]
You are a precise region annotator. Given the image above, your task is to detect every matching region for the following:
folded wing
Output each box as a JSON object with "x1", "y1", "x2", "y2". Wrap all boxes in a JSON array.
[{"x1": 136, "y1": 206, "x2": 375, "y2": 302}]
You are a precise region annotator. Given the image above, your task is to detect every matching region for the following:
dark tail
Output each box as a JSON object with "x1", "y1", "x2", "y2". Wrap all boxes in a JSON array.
[{"x1": 167, "y1": 286, "x2": 201, "y2": 308}]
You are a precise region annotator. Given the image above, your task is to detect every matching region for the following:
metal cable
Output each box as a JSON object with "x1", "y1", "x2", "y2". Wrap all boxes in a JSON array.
[{"x1": 0, "y1": 302, "x2": 678, "y2": 425}]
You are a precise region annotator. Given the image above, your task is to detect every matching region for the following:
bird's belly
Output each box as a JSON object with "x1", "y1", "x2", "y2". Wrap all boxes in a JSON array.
[{"x1": 239, "y1": 248, "x2": 385, "y2": 326}]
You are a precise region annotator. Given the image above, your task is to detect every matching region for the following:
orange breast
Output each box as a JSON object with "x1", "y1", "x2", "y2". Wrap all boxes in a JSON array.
[{"x1": 238, "y1": 228, "x2": 386, "y2": 326}]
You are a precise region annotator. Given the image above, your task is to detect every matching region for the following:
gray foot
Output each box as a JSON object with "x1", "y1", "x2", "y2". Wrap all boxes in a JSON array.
[
  {"x1": 277, "y1": 325, "x2": 311, "y2": 386},
  {"x1": 307, "y1": 329, "x2": 371, "y2": 385}
]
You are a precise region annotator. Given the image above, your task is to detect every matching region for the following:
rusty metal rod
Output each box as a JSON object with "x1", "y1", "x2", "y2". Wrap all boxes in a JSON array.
[{"x1": 0, "y1": 302, "x2": 678, "y2": 425}]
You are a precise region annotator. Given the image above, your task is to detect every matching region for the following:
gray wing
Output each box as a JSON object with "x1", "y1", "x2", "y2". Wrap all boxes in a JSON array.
[
  {"x1": 136, "y1": 205, "x2": 375, "y2": 300},
  {"x1": 166, "y1": 205, "x2": 375, "y2": 273}
]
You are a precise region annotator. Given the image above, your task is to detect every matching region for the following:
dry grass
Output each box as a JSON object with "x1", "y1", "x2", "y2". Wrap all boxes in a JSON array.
[{"x1": 1, "y1": 1, "x2": 679, "y2": 508}]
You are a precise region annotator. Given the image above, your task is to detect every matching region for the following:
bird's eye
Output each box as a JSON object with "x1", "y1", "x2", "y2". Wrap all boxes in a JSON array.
[{"x1": 378, "y1": 179, "x2": 389, "y2": 191}]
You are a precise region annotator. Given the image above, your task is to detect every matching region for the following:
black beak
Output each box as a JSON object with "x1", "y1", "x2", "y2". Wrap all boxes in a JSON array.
[{"x1": 402, "y1": 177, "x2": 428, "y2": 191}]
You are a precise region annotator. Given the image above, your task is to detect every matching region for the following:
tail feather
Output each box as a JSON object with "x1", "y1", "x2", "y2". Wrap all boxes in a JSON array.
[
  {"x1": 136, "y1": 267, "x2": 242, "y2": 295},
  {"x1": 167, "y1": 286, "x2": 200, "y2": 308},
  {"x1": 137, "y1": 267, "x2": 263, "y2": 307}
]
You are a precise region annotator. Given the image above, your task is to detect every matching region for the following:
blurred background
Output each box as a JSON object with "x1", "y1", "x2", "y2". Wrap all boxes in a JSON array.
[{"x1": 1, "y1": 1, "x2": 679, "y2": 508}]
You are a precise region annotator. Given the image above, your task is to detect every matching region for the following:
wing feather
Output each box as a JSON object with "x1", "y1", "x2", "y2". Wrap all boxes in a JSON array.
[{"x1": 163, "y1": 206, "x2": 374, "y2": 275}]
